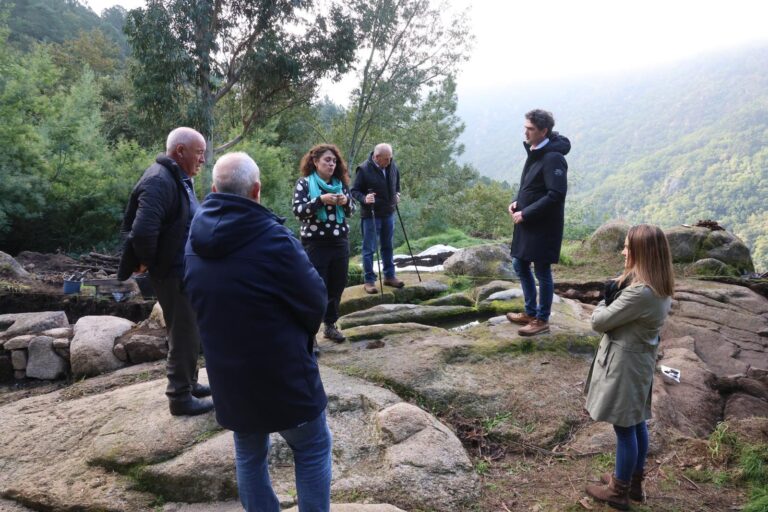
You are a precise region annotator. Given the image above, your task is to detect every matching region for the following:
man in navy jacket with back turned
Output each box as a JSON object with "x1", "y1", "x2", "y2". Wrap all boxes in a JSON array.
[
  {"x1": 184, "y1": 152, "x2": 331, "y2": 512},
  {"x1": 506, "y1": 109, "x2": 570, "y2": 337}
]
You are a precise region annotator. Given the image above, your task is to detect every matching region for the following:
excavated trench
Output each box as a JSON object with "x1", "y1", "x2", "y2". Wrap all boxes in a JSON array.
[{"x1": 0, "y1": 291, "x2": 154, "y2": 324}]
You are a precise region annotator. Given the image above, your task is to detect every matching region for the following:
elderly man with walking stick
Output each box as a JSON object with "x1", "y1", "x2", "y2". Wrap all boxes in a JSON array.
[{"x1": 351, "y1": 143, "x2": 406, "y2": 294}]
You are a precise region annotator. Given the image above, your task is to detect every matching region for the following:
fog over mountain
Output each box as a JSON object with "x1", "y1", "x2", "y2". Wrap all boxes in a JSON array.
[{"x1": 456, "y1": 45, "x2": 768, "y2": 269}]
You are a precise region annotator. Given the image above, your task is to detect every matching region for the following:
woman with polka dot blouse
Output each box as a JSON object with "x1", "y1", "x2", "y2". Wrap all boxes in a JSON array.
[{"x1": 293, "y1": 144, "x2": 356, "y2": 343}]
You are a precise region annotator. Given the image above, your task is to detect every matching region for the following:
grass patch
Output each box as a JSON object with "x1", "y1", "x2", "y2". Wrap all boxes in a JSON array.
[
  {"x1": 709, "y1": 421, "x2": 739, "y2": 462},
  {"x1": 591, "y1": 452, "x2": 615, "y2": 473},
  {"x1": 475, "y1": 459, "x2": 491, "y2": 475},
  {"x1": 467, "y1": 333, "x2": 600, "y2": 359},
  {"x1": 744, "y1": 486, "x2": 768, "y2": 512},
  {"x1": 683, "y1": 467, "x2": 731, "y2": 487},
  {"x1": 558, "y1": 240, "x2": 582, "y2": 267},
  {"x1": 740, "y1": 444, "x2": 768, "y2": 485},
  {"x1": 448, "y1": 275, "x2": 475, "y2": 293},
  {"x1": 393, "y1": 228, "x2": 492, "y2": 254}
]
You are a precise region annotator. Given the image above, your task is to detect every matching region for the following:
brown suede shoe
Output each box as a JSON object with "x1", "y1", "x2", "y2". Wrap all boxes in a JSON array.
[
  {"x1": 506, "y1": 312, "x2": 536, "y2": 325},
  {"x1": 518, "y1": 318, "x2": 549, "y2": 336},
  {"x1": 601, "y1": 472, "x2": 645, "y2": 502},
  {"x1": 364, "y1": 282, "x2": 379, "y2": 294},
  {"x1": 383, "y1": 277, "x2": 405, "y2": 288},
  {"x1": 586, "y1": 474, "x2": 630, "y2": 510}
]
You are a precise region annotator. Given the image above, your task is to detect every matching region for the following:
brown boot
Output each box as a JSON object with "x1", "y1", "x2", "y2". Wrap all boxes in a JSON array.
[
  {"x1": 506, "y1": 312, "x2": 536, "y2": 325},
  {"x1": 602, "y1": 472, "x2": 645, "y2": 502},
  {"x1": 518, "y1": 318, "x2": 549, "y2": 336},
  {"x1": 363, "y1": 282, "x2": 379, "y2": 294},
  {"x1": 383, "y1": 277, "x2": 405, "y2": 288},
  {"x1": 586, "y1": 474, "x2": 630, "y2": 510}
]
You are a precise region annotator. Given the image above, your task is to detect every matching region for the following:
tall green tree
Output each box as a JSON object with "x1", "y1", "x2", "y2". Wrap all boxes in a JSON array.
[
  {"x1": 342, "y1": 0, "x2": 472, "y2": 166},
  {"x1": 124, "y1": 0, "x2": 356, "y2": 158}
]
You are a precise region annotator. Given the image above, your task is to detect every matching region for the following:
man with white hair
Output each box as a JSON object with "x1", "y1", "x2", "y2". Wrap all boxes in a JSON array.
[
  {"x1": 351, "y1": 143, "x2": 405, "y2": 294},
  {"x1": 184, "y1": 152, "x2": 332, "y2": 512},
  {"x1": 118, "y1": 127, "x2": 214, "y2": 416}
]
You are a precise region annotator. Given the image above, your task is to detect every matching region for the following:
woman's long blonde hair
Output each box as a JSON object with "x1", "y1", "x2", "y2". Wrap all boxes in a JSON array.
[{"x1": 617, "y1": 224, "x2": 675, "y2": 297}]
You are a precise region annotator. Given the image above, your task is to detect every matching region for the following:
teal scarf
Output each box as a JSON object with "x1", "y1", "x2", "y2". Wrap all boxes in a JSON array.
[{"x1": 307, "y1": 172, "x2": 345, "y2": 224}]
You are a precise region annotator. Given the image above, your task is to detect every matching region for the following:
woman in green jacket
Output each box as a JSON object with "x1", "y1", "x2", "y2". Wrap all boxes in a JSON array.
[{"x1": 584, "y1": 224, "x2": 675, "y2": 510}]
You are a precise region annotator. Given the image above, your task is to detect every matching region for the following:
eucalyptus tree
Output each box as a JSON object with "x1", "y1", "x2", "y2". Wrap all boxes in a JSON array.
[
  {"x1": 342, "y1": 0, "x2": 473, "y2": 166},
  {"x1": 124, "y1": 0, "x2": 356, "y2": 159}
]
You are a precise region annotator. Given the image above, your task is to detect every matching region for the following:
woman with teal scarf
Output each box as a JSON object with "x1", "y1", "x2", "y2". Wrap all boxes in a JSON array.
[{"x1": 293, "y1": 144, "x2": 356, "y2": 344}]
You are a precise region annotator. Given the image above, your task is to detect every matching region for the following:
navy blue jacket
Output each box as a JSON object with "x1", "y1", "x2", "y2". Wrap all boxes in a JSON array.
[
  {"x1": 183, "y1": 193, "x2": 328, "y2": 433},
  {"x1": 510, "y1": 133, "x2": 570, "y2": 264},
  {"x1": 351, "y1": 152, "x2": 401, "y2": 219}
]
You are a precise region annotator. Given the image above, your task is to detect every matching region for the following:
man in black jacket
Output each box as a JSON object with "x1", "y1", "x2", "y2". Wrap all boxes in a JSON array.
[
  {"x1": 351, "y1": 143, "x2": 405, "y2": 294},
  {"x1": 506, "y1": 110, "x2": 570, "y2": 336},
  {"x1": 117, "y1": 127, "x2": 213, "y2": 416}
]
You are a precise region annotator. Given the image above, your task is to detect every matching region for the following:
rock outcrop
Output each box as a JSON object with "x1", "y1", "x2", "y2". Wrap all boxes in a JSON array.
[
  {"x1": 0, "y1": 365, "x2": 477, "y2": 512},
  {"x1": 665, "y1": 225, "x2": 754, "y2": 274},
  {"x1": 70, "y1": 315, "x2": 134, "y2": 376},
  {"x1": 443, "y1": 244, "x2": 516, "y2": 280}
]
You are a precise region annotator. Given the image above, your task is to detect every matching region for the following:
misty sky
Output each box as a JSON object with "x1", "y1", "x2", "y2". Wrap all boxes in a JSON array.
[{"x1": 86, "y1": 0, "x2": 768, "y2": 101}]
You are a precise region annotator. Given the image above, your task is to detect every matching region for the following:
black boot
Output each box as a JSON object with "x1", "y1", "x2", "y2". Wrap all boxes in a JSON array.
[
  {"x1": 169, "y1": 395, "x2": 214, "y2": 416},
  {"x1": 191, "y1": 382, "x2": 212, "y2": 398},
  {"x1": 323, "y1": 323, "x2": 346, "y2": 343}
]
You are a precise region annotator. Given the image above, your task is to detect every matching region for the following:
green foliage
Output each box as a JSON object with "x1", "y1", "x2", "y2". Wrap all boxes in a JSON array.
[
  {"x1": 125, "y1": 0, "x2": 356, "y2": 151},
  {"x1": 740, "y1": 444, "x2": 768, "y2": 486},
  {"x1": 341, "y1": 0, "x2": 473, "y2": 165},
  {"x1": 7, "y1": 0, "x2": 128, "y2": 53},
  {"x1": 347, "y1": 264, "x2": 364, "y2": 287},
  {"x1": 709, "y1": 422, "x2": 739, "y2": 463}
]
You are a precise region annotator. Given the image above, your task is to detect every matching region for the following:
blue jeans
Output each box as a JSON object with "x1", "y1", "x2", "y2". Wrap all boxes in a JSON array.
[
  {"x1": 233, "y1": 412, "x2": 332, "y2": 512},
  {"x1": 614, "y1": 421, "x2": 649, "y2": 482},
  {"x1": 361, "y1": 215, "x2": 395, "y2": 283},
  {"x1": 512, "y1": 258, "x2": 553, "y2": 321}
]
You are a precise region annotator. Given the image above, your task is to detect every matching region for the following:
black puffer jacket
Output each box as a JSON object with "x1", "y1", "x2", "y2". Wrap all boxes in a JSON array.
[
  {"x1": 510, "y1": 132, "x2": 570, "y2": 264},
  {"x1": 350, "y1": 152, "x2": 401, "y2": 219},
  {"x1": 117, "y1": 155, "x2": 192, "y2": 280}
]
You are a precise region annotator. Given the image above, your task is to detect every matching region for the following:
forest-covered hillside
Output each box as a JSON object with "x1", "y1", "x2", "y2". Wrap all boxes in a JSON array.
[{"x1": 457, "y1": 45, "x2": 768, "y2": 269}]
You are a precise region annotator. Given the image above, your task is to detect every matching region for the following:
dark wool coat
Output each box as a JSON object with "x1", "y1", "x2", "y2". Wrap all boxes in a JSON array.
[
  {"x1": 350, "y1": 152, "x2": 401, "y2": 219},
  {"x1": 510, "y1": 133, "x2": 571, "y2": 264},
  {"x1": 117, "y1": 155, "x2": 192, "y2": 280},
  {"x1": 183, "y1": 193, "x2": 328, "y2": 433}
]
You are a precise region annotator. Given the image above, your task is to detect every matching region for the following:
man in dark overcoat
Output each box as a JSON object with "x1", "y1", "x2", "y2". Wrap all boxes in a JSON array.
[
  {"x1": 117, "y1": 127, "x2": 213, "y2": 416},
  {"x1": 184, "y1": 152, "x2": 332, "y2": 511},
  {"x1": 506, "y1": 109, "x2": 570, "y2": 336}
]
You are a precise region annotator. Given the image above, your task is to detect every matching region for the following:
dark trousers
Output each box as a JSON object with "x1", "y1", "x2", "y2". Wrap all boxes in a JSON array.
[
  {"x1": 303, "y1": 242, "x2": 349, "y2": 325},
  {"x1": 150, "y1": 275, "x2": 201, "y2": 399}
]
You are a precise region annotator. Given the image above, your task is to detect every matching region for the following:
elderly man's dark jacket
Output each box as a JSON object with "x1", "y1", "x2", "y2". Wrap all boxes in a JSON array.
[
  {"x1": 351, "y1": 152, "x2": 401, "y2": 219},
  {"x1": 117, "y1": 155, "x2": 191, "y2": 280},
  {"x1": 183, "y1": 193, "x2": 328, "y2": 433},
  {"x1": 510, "y1": 132, "x2": 570, "y2": 264}
]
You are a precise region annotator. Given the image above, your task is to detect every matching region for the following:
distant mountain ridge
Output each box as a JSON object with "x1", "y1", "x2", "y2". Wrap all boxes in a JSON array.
[
  {"x1": 457, "y1": 45, "x2": 768, "y2": 270},
  {"x1": 7, "y1": 0, "x2": 128, "y2": 55}
]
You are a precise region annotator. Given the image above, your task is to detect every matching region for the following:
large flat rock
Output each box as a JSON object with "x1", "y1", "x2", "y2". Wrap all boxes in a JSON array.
[
  {"x1": 662, "y1": 279, "x2": 768, "y2": 376},
  {"x1": 323, "y1": 297, "x2": 599, "y2": 450},
  {"x1": 0, "y1": 365, "x2": 477, "y2": 512}
]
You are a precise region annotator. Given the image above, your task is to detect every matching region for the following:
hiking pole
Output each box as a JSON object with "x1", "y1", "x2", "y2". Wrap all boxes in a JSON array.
[
  {"x1": 395, "y1": 204, "x2": 421, "y2": 282},
  {"x1": 367, "y1": 190, "x2": 385, "y2": 300}
]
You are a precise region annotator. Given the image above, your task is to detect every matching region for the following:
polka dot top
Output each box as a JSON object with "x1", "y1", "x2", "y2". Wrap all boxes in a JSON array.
[{"x1": 292, "y1": 177, "x2": 356, "y2": 244}]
